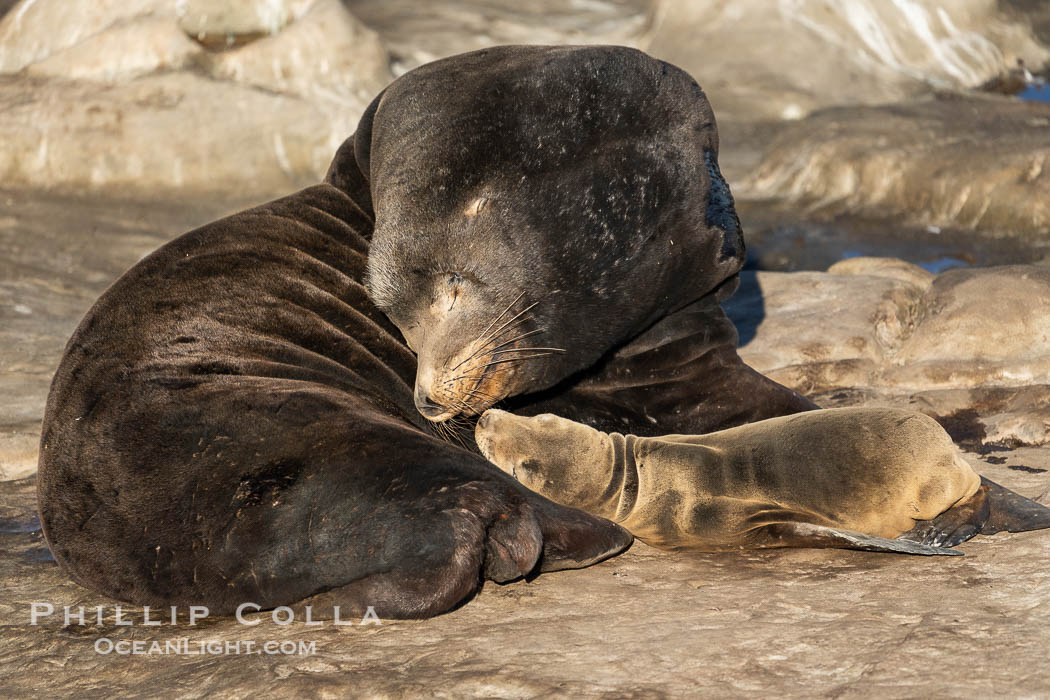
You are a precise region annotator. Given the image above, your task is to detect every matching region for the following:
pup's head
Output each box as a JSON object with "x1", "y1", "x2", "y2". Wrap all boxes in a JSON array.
[
  {"x1": 330, "y1": 45, "x2": 745, "y2": 422},
  {"x1": 474, "y1": 409, "x2": 608, "y2": 509}
]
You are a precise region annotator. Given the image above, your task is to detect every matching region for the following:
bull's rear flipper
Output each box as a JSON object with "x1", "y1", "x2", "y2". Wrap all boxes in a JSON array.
[{"x1": 979, "y1": 476, "x2": 1050, "y2": 535}]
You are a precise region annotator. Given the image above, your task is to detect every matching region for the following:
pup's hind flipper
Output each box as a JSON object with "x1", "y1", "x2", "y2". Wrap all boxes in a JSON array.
[
  {"x1": 898, "y1": 476, "x2": 1050, "y2": 548},
  {"x1": 760, "y1": 522, "x2": 963, "y2": 556},
  {"x1": 979, "y1": 476, "x2": 1050, "y2": 535}
]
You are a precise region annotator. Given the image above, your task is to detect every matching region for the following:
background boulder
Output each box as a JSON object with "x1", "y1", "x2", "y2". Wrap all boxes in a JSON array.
[
  {"x1": 726, "y1": 258, "x2": 1050, "y2": 449},
  {"x1": 0, "y1": 0, "x2": 390, "y2": 194},
  {"x1": 649, "y1": 0, "x2": 1049, "y2": 121},
  {"x1": 740, "y1": 97, "x2": 1050, "y2": 237},
  {"x1": 1, "y1": 0, "x2": 1048, "y2": 192}
]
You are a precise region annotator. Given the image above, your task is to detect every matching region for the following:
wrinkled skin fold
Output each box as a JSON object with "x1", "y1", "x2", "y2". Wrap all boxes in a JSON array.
[{"x1": 37, "y1": 46, "x2": 815, "y2": 619}]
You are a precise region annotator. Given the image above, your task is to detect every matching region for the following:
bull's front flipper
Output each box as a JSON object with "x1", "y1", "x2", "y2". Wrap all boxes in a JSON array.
[{"x1": 290, "y1": 479, "x2": 633, "y2": 620}]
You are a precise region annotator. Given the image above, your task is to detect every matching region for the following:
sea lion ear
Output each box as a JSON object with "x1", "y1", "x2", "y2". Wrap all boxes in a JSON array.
[
  {"x1": 324, "y1": 89, "x2": 385, "y2": 208},
  {"x1": 352, "y1": 89, "x2": 384, "y2": 179},
  {"x1": 703, "y1": 148, "x2": 744, "y2": 269}
]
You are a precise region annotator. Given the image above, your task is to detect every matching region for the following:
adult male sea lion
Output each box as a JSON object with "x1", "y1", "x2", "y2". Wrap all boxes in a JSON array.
[
  {"x1": 475, "y1": 407, "x2": 1050, "y2": 554},
  {"x1": 37, "y1": 45, "x2": 814, "y2": 619}
]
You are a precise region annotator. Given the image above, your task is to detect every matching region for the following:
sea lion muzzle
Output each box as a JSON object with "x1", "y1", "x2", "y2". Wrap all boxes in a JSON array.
[{"x1": 399, "y1": 280, "x2": 549, "y2": 421}]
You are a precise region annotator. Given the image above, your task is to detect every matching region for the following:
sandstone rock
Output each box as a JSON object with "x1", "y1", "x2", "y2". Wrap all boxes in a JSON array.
[
  {"x1": 177, "y1": 0, "x2": 314, "y2": 48},
  {"x1": 3, "y1": 0, "x2": 1050, "y2": 195},
  {"x1": 0, "y1": 0, "x2": 165, "y2": 74},
  {"x1": 646, "y1": 0, "x2": 1050, "y2": 121},
  {"x1": 827, "y1": 256, "x2": 934, "y2": 290},
  {"x1": 740, "y1": 96, "x2": 1050, "y2": 236},
  {"x1": 726, "y1": 269, "x2": 925, "y2": 393},
  {"x1": 0, "y1": 72, "x2": 354, "y2": 194},
  {"x1": 345, "y1": 0, "x2": 652, "y2": 74},
  {"x1": 347, "y1": 0, "x2": 1050, "y2": 112},
  {"x1": 1001, "y1": 0, "x2": 1050, "y2": 45},
  {"x1": 888, "y1": 265, "x2": 1050, "y2": 390},
  {"x1": 204, "y1": 0, "x2": 391, "y2": 105},
  {"x1": 2, "y1": 456, "x2": 1049, "y2": 697},
  {"x1": 0, "y1": 0, "x2": 390, "y2": 192},
  {"x1": 23, "y1": 16, "x2": 201, "y2": 81},
  {"x1": 726, "y1": 259, "x2": 1050, "y2": 448}
]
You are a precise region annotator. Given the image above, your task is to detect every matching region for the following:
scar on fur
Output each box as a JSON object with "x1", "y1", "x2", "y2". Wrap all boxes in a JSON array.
[{"x1": 465, "y1": 197, "x2": 488, "y2": 217}]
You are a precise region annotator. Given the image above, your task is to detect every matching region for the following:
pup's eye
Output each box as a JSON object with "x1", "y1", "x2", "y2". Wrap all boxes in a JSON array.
[{"x1": 447, "y1": 273, "x2": 463, "y2": 286}]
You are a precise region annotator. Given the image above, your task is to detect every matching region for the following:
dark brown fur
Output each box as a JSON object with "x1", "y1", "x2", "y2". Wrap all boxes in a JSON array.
[{"x1": 358, "y1": 46, "x2": 817, "y2": 429}]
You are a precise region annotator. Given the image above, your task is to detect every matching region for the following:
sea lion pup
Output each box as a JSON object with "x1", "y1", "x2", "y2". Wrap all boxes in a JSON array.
[
  {"x1": 476, "y1": 407, "x2": 1050, "y2": 555},
  {"x1": 37, "y1": 45, "x2": 814, "y2": 620}
]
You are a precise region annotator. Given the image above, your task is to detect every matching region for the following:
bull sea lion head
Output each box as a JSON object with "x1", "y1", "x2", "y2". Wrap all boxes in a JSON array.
[{"x1": 329, "y1": 45, "x2": 745, "y2": 422}]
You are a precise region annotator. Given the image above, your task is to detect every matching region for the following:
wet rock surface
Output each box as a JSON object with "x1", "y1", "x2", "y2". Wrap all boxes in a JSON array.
[
  {"x1": 735, "y1": 198, "x2": 1050, "y2": 274},
  {"x1": 2, "y1": 457, "x2": 1049, "y2": 698}
]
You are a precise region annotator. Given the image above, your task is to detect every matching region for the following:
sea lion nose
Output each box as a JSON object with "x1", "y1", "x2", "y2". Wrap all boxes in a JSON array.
[{"x1": 414, "y1": 390, "x2": 448, "y2": 419}]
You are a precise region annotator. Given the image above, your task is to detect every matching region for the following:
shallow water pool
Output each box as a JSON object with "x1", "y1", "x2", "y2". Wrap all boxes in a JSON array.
[{"x1": 1019, "y1": 84, "x2": 1050, "y2": 102}]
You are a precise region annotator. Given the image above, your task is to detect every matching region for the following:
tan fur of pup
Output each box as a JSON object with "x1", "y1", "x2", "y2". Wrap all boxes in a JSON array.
[{"x1": 475, "y1": 407, "x2": 982, "y2": 551}]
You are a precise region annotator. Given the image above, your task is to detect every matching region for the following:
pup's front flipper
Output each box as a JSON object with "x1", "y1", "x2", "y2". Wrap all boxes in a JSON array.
[{"x1": 758, "y1": 522, "x2": 963, "y2": 556}]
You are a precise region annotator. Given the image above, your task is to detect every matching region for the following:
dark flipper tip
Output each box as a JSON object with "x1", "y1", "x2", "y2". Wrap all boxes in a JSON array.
[
  {"x1": 979, "y1": 476, "x2": 1050, "y2": 535},
  {"x1": 831, "y1": 528, "x2": 964, "y2": 557}
]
